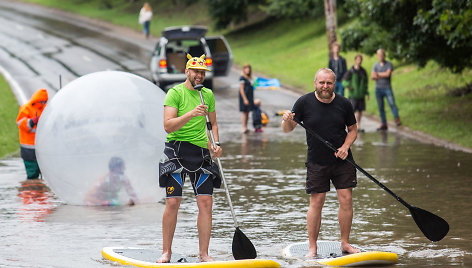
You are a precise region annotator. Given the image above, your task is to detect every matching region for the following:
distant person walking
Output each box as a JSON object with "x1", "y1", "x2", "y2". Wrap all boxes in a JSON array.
[
  {"x1": 328, "y1": 42, "x2": 347, "y2": 97},
  {"x1": 239, "y1": 64, "x2": 254, "y2": 134},
  {"x1": 16, "y1": 89, "x2": 48, "y2": 180},
  {"x1": 282, "y1": 68, "x2": 360, "y2": 257},
  {"x1": 343, "y1": 54, "x2": 369, "y2": 132},
  {"x1": 371, "y1": 49, "x2": 401, "y2": 131},
  {"x1": 139, "y1": 2, "x2": 153, "y2": 39}
]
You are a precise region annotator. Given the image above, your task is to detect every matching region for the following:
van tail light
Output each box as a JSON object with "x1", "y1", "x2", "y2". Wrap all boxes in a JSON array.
[
  {"x1": 205, "y1": 58, "x2": 213, "y2": 67},
  {"x1": 159, "y1": 59, "x2": 167, "y2": 68}
]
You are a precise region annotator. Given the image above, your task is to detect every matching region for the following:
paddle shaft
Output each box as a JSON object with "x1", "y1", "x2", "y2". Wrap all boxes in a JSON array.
[
  {"x1": 195, "y1": 85, "x2": 239, "y2": 228},
  {"x1": 293, "y1": 118, "x2": 412, "y2": 209}
]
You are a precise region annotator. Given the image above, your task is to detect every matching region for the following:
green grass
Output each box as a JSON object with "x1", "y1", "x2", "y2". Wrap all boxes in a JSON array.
[
  {"x1": 21, "y1": 0, "x2": 213, "y2": 36},
  {"x1": 14, "y1": 0, "x2": 472, "y2": 149},
  {"x1": 0, "y1": 74, "x2": 20, "y2": 158}
]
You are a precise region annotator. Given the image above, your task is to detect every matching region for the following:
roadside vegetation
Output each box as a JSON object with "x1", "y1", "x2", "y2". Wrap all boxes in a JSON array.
[
  {"x1": 15, "y1": 0, "x2": 472, "y2": 149},
  {"x1": 0, "y1": 74, "x2": 20, "y2": 158}
]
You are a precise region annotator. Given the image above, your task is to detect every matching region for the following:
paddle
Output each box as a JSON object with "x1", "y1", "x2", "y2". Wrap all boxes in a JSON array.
[
  {"x1": 290, "y1": 116, "x2": 449, "y2": 242},
  {"x1": 195, "y1": 84, "x2": 257, "y2": 260}
]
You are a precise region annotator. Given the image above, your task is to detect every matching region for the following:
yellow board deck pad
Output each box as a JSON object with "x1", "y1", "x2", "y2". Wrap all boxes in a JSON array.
[
  {"x1": 102, "y1": 247, "x2": 280, "y2": 268},
  {"x1": 283, "y1": 241, "x2": 398, "y2": 267}
]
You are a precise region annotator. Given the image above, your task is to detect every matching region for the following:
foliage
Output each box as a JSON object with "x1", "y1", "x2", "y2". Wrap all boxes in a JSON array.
[
  {"x1": 341, "y1": 0, "x2": 472, "y2": 73},
  {"x1": 207, "y1": 0, "x2": 258, "y2": 29},
  {"x1": 263, "y1": 0, "x2": 324, "y2": 18},
  {"x1": 207, "y1": 0, "x2": 341, "y2": 29}
]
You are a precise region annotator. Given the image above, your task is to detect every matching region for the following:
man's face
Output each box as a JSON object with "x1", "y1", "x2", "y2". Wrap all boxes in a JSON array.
[
  {"x1": 186, "y1": 68, "x2": 206, "y2": 87},
  {"x1": 377, "y1": 50, "x2": 385, "y2": 62},
  {"x1": 315, "y1": 71, "x2": 335, "y2": 99},
  {"x1": 355, "y1": 56, "x2": 362, "y2": 66},
  {"x1": 332, "y1": 44, "x2": 339, "y2": 55}
]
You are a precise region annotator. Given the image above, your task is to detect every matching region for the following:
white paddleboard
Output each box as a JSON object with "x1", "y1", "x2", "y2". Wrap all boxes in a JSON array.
[
  {"x1": 102, "y1": 247, "x2": 280, "y2": 268},
  {"x1": 283, "y1": 241, "x2": 398, "y2": 267}
]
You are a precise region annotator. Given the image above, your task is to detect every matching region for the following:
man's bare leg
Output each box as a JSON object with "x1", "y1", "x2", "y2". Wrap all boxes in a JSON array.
[
  {"x1": 337, "y1": 188, "x2": 360, "y2": 254},
  {"x1": 306, "y1": 193, "x2": 326, "y2": 257},
  {"x1": 157, "y1": 197, "x2": 181, "y2": 263},
  {"x1": 196, "y1": 195, "x2": 214, "y2": 262}
]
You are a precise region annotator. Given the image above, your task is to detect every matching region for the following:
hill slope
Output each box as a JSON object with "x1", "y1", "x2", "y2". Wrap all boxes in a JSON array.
[{"x1": 14, "y1": 0, "x2": 472, "y2": 149}]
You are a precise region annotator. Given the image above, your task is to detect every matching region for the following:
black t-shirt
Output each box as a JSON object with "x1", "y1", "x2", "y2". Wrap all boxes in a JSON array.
[{"x1": 292, "y1": 92, "x2": 356, "y2": 165}]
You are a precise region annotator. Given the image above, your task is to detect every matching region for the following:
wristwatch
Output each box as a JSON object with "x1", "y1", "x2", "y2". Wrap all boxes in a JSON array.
[{"x1": 215, "y1": 142, "x2": 221, "y2": 146}]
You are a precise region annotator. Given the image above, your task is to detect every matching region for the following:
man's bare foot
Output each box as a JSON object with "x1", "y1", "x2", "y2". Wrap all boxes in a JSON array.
[
  {"x1": 341, "y1": 243, "x2": 361, "y2": 254},
  {"x1": 199, "y1": 255, "x2": 214, "y2": 262},
  {"x1": 156, "y1": 252, "x2": 171, "y2": 263},
  {"x1": 305, "y1": 246, "x2": 317, "y2": 258}
]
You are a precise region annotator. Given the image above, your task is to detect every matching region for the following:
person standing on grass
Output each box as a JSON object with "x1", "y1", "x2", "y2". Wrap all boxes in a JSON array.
[
  {"x1": 343, "y1": 54, "x2": 369, "y2": 132},
  {"x1": 371, "y1": 48, "x2": 401, "y2": 131},
  {"x1": 328, "y1": 42, "x2": 347, "y2": 97},
  {"x1": 157, "y1": 54, "x2": 222, "y2": 263},
  {"x1": 139, "y1": 2, "x2": 153, "y2": 39},
  {"x1": 16, "y1": 89, "x2": 48, "y2": 180},
  {"x1": 281, "y1": 68, "x2": 360, "y2": 257},
  {"x1": 239, "y1": 63, "x2": 254, "y2": 134}
]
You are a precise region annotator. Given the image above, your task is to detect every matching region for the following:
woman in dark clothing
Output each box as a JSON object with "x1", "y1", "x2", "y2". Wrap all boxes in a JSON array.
[{"x1": 239, "y1": 64, "x2": 254, "y2": 133}]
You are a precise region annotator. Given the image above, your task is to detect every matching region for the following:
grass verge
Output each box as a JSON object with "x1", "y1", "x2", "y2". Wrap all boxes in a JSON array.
[{"x1": 0, "y1": 74, "x2": 20, "y2": 158}]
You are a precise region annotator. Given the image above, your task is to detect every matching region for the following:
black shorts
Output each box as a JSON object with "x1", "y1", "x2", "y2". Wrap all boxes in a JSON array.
[
  {"x1": 305, "y1": 161, "x2": 357, "y2": 194},
  {"x1": 165, "y1": 172, "x2": 214, "y2": 198},
  {"x1": 350, "y1": 98, "x2": 366, "y2": 112}
]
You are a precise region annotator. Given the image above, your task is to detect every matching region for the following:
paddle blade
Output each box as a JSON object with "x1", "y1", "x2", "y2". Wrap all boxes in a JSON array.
[
  {"x1": 409, "y1": 206, "x2": 449, "y2": 242},
  {"x1": 232, "y1": 227, "x2": 257, "y2": 260}
]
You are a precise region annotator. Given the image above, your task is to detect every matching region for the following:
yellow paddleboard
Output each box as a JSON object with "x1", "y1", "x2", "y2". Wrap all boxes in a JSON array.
[
  {"x1": 102, "y1": 247, "x2": 280, "y2": 268},
  {"x1": 283, "y1": 241, "x2": 398, "y2": 266}
]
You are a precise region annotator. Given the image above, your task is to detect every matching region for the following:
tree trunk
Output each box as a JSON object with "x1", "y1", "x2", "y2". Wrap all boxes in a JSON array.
[{"x1": 324, "y1": 0, "x2": 337, "y2": 59}]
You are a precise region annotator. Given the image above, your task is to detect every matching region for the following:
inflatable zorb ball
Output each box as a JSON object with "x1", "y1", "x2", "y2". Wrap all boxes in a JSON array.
[{"x1": 36, "y1": 71, "x2": 166, "y2": 205}]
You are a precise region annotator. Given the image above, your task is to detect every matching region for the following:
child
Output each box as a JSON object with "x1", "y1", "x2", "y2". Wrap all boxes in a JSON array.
[{"x1": 252, "y1": 99, "x2": 268, "y2": 132}]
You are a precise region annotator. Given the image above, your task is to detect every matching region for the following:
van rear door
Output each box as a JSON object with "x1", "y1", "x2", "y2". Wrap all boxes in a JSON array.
[{"x1": 205, "y1": 36, "x2": 233, "y2": 76}]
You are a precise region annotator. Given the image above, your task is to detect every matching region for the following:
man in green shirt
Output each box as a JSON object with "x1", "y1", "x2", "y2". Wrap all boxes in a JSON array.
[
  {"x1": 342, "y1": 54, "x2": 370, "y2": 132},
  {"x1": 157, "y1": 54, "x2": 222, "y2": 263}
]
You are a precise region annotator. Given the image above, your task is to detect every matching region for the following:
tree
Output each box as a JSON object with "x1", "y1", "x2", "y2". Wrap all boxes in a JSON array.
[
  {"x1": 341, "y1": 0, "x2": 472, "y2": 73},
  {"x1": 324, "y1": 0, "x2": 337, "y2": 58}
]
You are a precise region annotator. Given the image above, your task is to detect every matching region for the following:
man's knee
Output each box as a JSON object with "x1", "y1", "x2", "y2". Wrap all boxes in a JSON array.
[
  {"x1": 196, "y1": 195, "x2": 213, "y2": 210},
  {"x1": 166, "y1": 197, "x2": 181, "y2": 210},
  {"x1": 337, "y1": 189, "x2": 353, "y2": 209},
  {"x1": 309, "y1": 193, "x2": 326, "y2": 209}
]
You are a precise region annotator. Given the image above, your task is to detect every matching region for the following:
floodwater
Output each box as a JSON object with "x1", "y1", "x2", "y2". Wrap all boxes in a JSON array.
[{"x1": 1, "y1": 119, "x2": 472, "y2": 267}]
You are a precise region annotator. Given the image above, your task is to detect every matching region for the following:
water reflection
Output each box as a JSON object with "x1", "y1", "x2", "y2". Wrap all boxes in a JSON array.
[{"x1": 17, "y1": 179, "x2": 55, "y2": 222}]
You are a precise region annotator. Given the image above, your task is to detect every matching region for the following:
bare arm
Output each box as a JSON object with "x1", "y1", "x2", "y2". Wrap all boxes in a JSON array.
[
  {"x1": 376, "y1": 68, "x2": 392, "y2": 78},
  {"x1": 163, "y1": 105, "x2": 208, "y2": 133},
  {"x1": 335, "y1": 124, "x2": 358, "y2": 160},
  {"x1": 281, "y1": 111, "x2": 297, "y2": 133},
  {"x1": 239, "y1": 82, "x2": 249, "y2": 105}
]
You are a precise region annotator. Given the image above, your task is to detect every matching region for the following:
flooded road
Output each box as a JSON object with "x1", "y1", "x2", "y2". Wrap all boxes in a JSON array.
[
  {"x1": 2, "y1": 101, "x2": 472, "y2": 267},
  {"x1": 1, "y1": 1, "x2": 472, "y2": 267}
]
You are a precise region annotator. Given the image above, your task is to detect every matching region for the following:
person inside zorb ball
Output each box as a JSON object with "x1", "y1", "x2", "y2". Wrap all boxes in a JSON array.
[
  {"x1": 35, "y1": 71, "x2": 167, "y2": 205},
  {"x1": 84, "y1": 156, "x2": 138, "y2": 206}
]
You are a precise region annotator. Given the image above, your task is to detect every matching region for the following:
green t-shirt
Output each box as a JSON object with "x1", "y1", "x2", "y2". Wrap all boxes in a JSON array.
[{"x1": 164, "y1": 83, "x2": 216, "y2": 148}]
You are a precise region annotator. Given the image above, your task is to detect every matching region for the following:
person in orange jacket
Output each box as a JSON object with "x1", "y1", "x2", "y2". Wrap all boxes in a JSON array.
[{"x1": 16, "y1": 89, "x2": 48, "y2": 180}]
